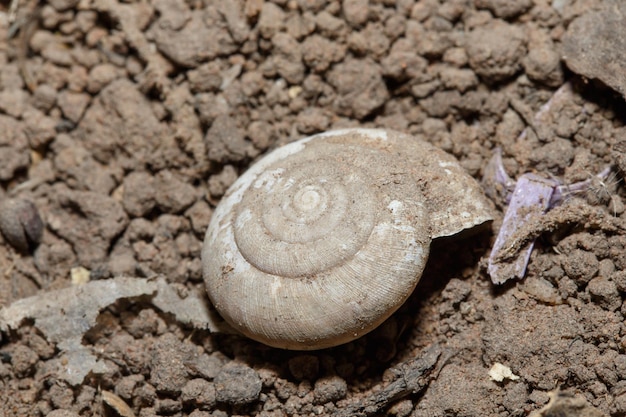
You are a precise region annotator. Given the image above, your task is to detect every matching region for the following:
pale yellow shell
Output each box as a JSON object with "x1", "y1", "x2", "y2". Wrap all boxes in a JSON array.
[{"x1": 202, "y1": 129, "x2": 492, "y2": 350}]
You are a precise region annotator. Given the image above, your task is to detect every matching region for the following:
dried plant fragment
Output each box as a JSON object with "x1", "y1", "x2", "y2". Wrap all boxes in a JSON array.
[
  {"x1": 484, "y1": 150, "x2": 616, "y2": 285},
  {"x1": 487, "y1": 171, "x2": 555, "y2": 284},
  {"x1": 0, "y1": 276, "x2": 232, "y2": 385},
  {"x1": 102, "y1": 390, "x2": 136, "y2": 417},
  {"x1": 332, "y1": 345, "x2": 446, "y2": 417}
]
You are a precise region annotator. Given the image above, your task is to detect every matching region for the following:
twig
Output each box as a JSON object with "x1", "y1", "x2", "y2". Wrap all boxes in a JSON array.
[{"x1": 333, "y1": 345, "x2": 449, "y2": 417}]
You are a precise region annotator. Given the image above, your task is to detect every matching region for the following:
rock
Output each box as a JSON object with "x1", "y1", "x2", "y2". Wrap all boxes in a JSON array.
[
  {"x1": 314, "y1": 375, "x2": 348, "y2": 404},
  {"x1": 215, "y1": 362, "x2": 262, "y2": 405},
  {"x1": 563, "y1": 2, "x2": 626, "y2": 99},
  {"x1": 466, "y1": 20, "x2": 526, "y2": 83}
]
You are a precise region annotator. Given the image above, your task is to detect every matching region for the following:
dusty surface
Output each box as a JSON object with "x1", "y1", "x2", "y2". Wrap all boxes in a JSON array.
[{"x1": 0, "y1": 0, "x2": 625, "y2": 416}]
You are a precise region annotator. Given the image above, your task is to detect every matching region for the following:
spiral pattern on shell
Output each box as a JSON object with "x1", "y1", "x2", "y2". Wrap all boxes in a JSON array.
[{"x1": 202, "y1": 129, "x2": 493, "y2": 349}]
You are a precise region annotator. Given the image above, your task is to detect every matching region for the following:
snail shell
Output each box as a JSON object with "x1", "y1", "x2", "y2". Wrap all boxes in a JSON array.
[{"x1": 202, "y1": 129, "x2": 492, "y2": 350}]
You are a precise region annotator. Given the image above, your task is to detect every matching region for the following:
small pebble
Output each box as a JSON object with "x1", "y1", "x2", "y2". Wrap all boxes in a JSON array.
[
  {"x1": 0, "y1": 198, "x2": 44, "y2": 253},
  {"x1": 156, "y1": 398, "x2": 182, "y2": 414},
  {"x1": 70, "y1": 266, "x2": 91, "y2": 285},
  {"x1": 313, "y1": 375, "x2": 348, "y2": 404},
  {"x1": 10, "y1": 345, "x2": 39, "y2": 377},
  {"x1": 215, "y1": 362, "x2": 262, "y2": 405},
  {"x1": 182, "y1": 379, "x2": 217, "y2": 409},
  {"x1": 611, "y1": 271, "x2": 626, "y2": 293},
  {"x1": 587, "y1": 276, "x2": 621, "y2": 311},
  {"x1": 562, "y1": 250, "x2": 599, "y2": 286}
]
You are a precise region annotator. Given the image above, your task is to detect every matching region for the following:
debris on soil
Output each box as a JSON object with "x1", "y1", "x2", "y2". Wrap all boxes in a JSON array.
[
  {"x1": 562, "y1": 1, "x2": 626, "y2": 99},
  {"x1": 482, "y1": 148, "x2": 516, "y2": 208},
  {"x1": 484, "y1": 79, "x2": 619, "y2": 285},
  {"x1": 0, "y1": 276, "x2": 230, "y2": 385},
  {"x1": 70, "y1": 266, "x2": 90, "y2": 285},
  {"x1": 529, "y1": 389, "x2": 607, "y2": 417},
  {"x1": 489, "y1": 195, "x2": 626, "y2": 284},
  {"x1": 487, "y1": 170, "x2": 555, "y2": 284},
  {"x1": 488, "y1": 362, "x2": 519, "y2": 382},
  {"x1": 101, "y1": 390, "x2": 136, "y2": 417},
  {"x1": 484, "y1": 146, "x2": 616, "y2": 284},
  {"x1": 333, "y1": 345, "x2": 445, "y2": 417}
]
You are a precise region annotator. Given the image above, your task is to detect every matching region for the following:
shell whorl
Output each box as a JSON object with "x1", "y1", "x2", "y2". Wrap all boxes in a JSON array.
[
  {"x1": 202, "y1": 129, "x2": 493, "y2": 350},
  {"x1": 234, "y1": 152, "x2": 379, "y2": 278}
]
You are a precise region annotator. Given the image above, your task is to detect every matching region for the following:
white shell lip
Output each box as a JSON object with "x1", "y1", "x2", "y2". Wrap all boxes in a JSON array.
[
  {"x1": 315, "y1": 128, "x2": 389, "y2": 141},
  {"x1": 202, "y1": 128, "x2": 493, "y2": 350}
]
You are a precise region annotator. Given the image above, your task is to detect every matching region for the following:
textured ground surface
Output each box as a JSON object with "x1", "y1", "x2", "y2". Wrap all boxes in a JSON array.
[{"x1": 1, "y1": 0, "x2": 626, "y2": 416}]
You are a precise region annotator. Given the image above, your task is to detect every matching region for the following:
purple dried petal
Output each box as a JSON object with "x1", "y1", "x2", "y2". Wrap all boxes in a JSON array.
[
  {"x1": 482, "y1": 148, "x2": 516, "y2": 206},
  {"x1": 488, "y1": 174, "x2": 556, "y2": 285},
  {"x1": 550, "y1": 166, "x2": 612, "y2": 206}
]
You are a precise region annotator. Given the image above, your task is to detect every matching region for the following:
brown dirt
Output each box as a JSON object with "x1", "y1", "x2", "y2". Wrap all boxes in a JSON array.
[{"x1": 1, "y1": 0, "x2": 625, "y2": 416}]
